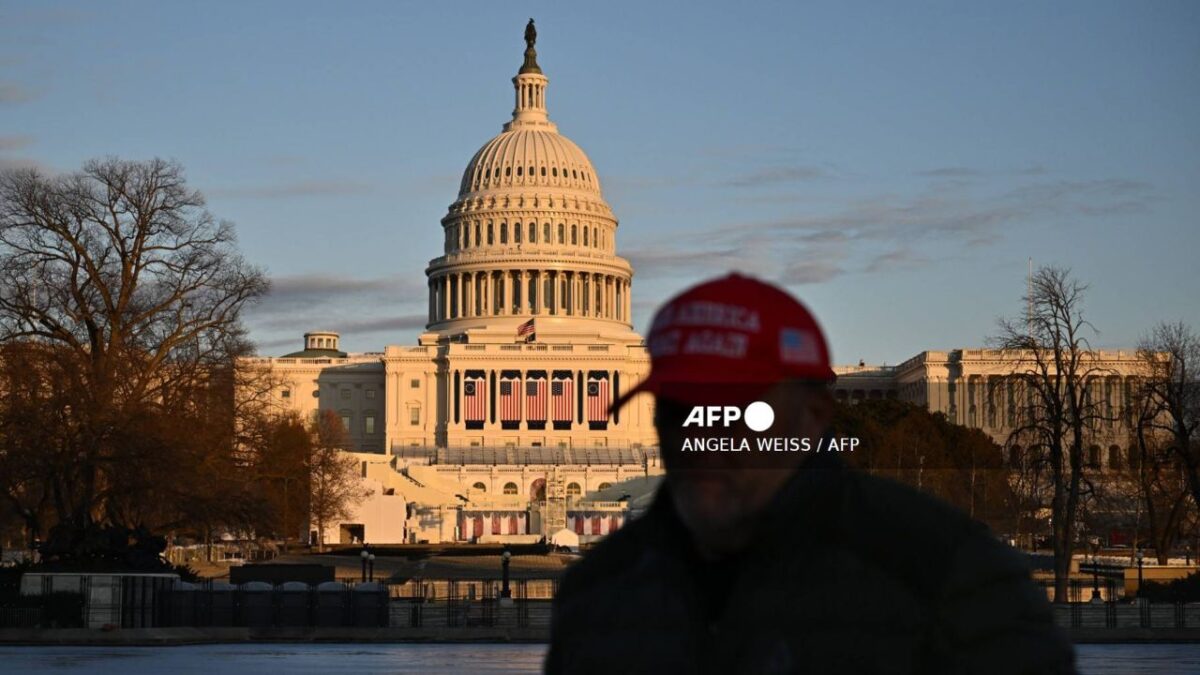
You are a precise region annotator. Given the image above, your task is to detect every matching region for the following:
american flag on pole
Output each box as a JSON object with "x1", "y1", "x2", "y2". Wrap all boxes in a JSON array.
[
  {"x1": 526, "y1": 378, "x2": 547, "y2": 422},
  {"x1": 499, "y1": 378, "x2": 521, "y2": 422},
  {"x1": 586, "y1": 377, "x2": 610, "y2": 422},
  {"x1": 551, "y1": 377, "x2": 573, "y2": 422},
  {"x1": 516, "y1": 318, "x2": 535, "y2": 342},
  {"x1": 464, "y1": 377, "x2": 486, "y2": 423}
]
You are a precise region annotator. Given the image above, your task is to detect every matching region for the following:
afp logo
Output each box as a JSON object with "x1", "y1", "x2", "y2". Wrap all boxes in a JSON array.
[{"x1": 682, "y1": 401, "x2": 774, "y2": 432}]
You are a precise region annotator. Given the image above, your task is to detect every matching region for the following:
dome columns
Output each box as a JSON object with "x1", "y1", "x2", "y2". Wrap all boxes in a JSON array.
[
  {"x1": 510, "y1": 72, "x2": 550, "y2": 128},
  {"x1": 426, "y1": 268, "x2": 631, "y2": 326}
]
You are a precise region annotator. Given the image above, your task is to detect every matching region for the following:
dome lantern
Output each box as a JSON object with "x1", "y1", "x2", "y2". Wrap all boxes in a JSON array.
[{"x1": 509, "y1": 19, "x2": 551, "y2": 130}]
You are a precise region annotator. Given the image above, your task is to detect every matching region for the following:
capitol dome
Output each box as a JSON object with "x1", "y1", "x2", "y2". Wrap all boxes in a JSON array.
[
  {"x1": 459, "y1": 129, "x2": 601, "y2": 197},
  {"x1": 424, "y1": 22, "x2": 634, "y2": 340}
]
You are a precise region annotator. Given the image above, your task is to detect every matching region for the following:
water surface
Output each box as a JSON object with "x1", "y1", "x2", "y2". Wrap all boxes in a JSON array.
[{"x1": 2, "y1": 642, "x2": 1198, "y2": 674}]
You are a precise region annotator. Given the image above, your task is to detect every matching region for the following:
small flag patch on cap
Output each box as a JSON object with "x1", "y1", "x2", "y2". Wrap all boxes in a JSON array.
[{"x1": 779, "y1": 327, "x2": 819, "y2": 364}]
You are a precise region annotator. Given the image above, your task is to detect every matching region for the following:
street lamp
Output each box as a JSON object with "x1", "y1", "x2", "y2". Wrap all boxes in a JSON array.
[
  {"x1": 500, "y1": 546, "x2": 513, "y2": 605},
  {"x1": 368, "y1": 553, "x2": 376, "y2": 582},
  {"x1": 360, "y1": 547, "x2": 369, "y2": 583},
  {"x1": 1136, "y1": 549, "x2": 1145, "y2": 601},
  {"x1": 1089, "y1": 536, "x2": 1102, "y2": 603}
]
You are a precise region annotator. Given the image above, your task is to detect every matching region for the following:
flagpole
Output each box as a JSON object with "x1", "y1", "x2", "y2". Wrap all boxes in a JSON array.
[{"x1": 1026, "y1": 257, "x2": 1033, "y2": 339}]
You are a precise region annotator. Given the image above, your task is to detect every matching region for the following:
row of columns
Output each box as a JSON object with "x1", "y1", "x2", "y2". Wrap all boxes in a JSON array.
[
  {"x1": 517, "y1": 80, "x2": 545, "y2": 111},
  {"x1": 429, "y1": 269, "x2": 630, "y2": 324},
  {"x1": 446, "y1": 221, "x2": 608, "y2": 253},
  {"x1": 955, "y1": 374, "x2": 1136, "y2": 432}
]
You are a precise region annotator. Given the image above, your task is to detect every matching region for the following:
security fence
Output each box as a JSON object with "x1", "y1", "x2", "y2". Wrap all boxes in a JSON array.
[
  {"x1": 1037, "y1": 577, "x2": 1200, "y2": 629},
  {"x1": 163, "y1": 580, "x2": 389, "y2": 628},
  {"x1": 386, "y1": 577, "x2": 556, "y2": 629}
]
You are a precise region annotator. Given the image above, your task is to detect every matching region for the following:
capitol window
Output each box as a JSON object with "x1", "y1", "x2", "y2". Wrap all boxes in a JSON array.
[
  {"x1": 473, "y1": 482, "x2": 487, "y2": 492},
  {"x1": 365, "y1": 415, "x2": 375, "y2": 435},
  {"x1": 410, "y1": 378, "x2": 420, "y2": 388},
  {"x1": 583, "y1": 228, "x2": 588, "y2": 246},
  {"x1": 503, "y1": 482, "x2": 518, "y2": 495},
  {"x1": 487, "y1": 223, "x2": 494, "y2": 245},
  {"x1": 541, "y1": 166, "x2": 546, "y2": 176},
  {"x1": 340, "y1": 389, "x2": 351, "y2": 400},
  {"x1": 410, "y1": 407, "x2": 420, "y2": 425},
  {"x1": 281, "y1": 389, "x2": 291, "y2": 399},
  {"x1": 528, "y1": 222, "x2": 536, "y2": 242},
  {"x1": 543, "y1": 222, "x2": 550, "y2": 242},
  {"x1": 566, "y1": 482, "x2": 582, "y2": 496},
  {"x1": 516, "y1": 166, "x2": 522, "y2": 176},
  {"x1": 552, "y1": 167, "x2": 558, "y2": 177},
  {"x1": 340, "y1": 414, "x2": 351, "y2": 431},
  {"x1": 557, "y1": 223, "x2": 564, "y2": 243},
  {"x1": 500, "y1": 224, "x2": 508, "y2": 244},
  {"x1": 571, "y1": 225, "x2": 577, "y2": 245},
  {"x1": 505, "y1": 166, "x2": 511, "y2": 177},
  {"x1": 514, "y1": 224, "x2": 521, "y2": 243}
]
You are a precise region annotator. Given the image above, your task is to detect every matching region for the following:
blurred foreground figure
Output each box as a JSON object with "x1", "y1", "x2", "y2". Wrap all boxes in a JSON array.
[{"x1": 546, "y1": 273, "x2": 1075, "y2": 674}]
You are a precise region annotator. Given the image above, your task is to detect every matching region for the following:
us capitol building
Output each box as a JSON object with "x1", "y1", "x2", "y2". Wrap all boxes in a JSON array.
[
  {"x1": 245, "y1": 23, "x2": 660, "y2": 546},
  {"x1": 245, "y1": 24, "x2": 1149, "y2": 547}
]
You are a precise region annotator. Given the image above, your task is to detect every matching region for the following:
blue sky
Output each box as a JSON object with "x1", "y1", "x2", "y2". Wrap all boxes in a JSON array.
[{"x1": 1, "y1": 1, "x2": 1197, "y2": 364}]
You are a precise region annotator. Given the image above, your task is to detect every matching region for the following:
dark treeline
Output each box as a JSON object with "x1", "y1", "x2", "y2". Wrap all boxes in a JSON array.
[{"x1": 0, "y1": 158, "x2": 358, "y2": 568}]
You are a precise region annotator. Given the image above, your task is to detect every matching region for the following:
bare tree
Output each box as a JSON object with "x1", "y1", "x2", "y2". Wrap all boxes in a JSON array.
[
  {"x1": 308, "y1": 409, "x2": 367, "y2": 551},
  {"x1": 1138, "y1": 322, "x2": 1200, "y2": 516},
  {"x1": 1129, "y1": 382, "x2": 1192, "y2": 564},
  {"x1": 1083, "y1": 376, "x2": 1192, "y2": 566},
  {"x1": 991, "y1": 266, "x2": 1111, "y2": 602},
  {"x1": 0, "y1": 158, "x2": 269, "y2": 552},
  {"x1": 250, "y1": 411, "x2": 313, "y2": 552}
]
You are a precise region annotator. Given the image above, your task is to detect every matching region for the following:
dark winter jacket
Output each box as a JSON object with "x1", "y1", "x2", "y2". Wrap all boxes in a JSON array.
[{"x1": 546, "y1": 453, "x2": 1076, "y2": 674}]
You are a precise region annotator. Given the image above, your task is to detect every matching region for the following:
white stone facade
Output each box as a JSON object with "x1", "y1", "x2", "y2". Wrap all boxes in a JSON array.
[
  {"x1": 833, "y1": 348, "x2": 1151, "y2": 470},
  {"x1": 244, "y1": 30, "x2": 663, "y2": 545},
  {"x1": 243, "y1": 35, "x2": 657, "y2": 457}
]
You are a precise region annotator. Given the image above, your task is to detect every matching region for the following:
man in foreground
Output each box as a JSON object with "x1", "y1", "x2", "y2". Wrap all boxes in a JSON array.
[{"x1": 545, "y1": 273, "x2": 1075, "y2": 674}]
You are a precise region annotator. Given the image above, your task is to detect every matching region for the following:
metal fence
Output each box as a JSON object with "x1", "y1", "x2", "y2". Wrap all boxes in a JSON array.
[
  {"x1": 381, "y1": 577, "x2": 559, "y2": 602},
  {"x1": 1037, "y1": 577, "x2": 1123, "y2": 604},
  {"x1": 1037, "y1": 577, "x2": 1200, "y2": 629},
  {"x1": 380, "y1": 577, "x2": 556, "y2": 629},
  {"x1": 2, "y1": 575, "x2": 559, "y2": 630},
  {"x1": 0, "y1": 606, "x2": 43, "y2": 628},
  {"x1": 163, "y1": 581, "x2": 389, "y2": 628}
]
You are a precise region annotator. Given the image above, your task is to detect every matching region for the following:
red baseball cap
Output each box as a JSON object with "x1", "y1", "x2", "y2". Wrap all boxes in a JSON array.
[{"x1": 611, "y1": 272, "x2": 835, "y2": 413}]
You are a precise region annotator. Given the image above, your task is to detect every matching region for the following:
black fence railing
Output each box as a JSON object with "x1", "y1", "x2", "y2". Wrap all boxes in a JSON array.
[
  {"x1": 2, "y1": 576, "x2": 561, "y2": 630},
  {"x1": 1037, "y1": 577, "x2": 1123, "y2": 604},
  {"x1": 380, "y1": 577, "x2": 556, "y2": 629},
  {"x1": 164, "y1": 581, "x2": 389, "y2": 628},
  {"x1": 378, "y1": 577, "x2": 560, "y2": 602},
  {"x1": 1037, "y1": 577, "x2": 1199, "y2": 629}
]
